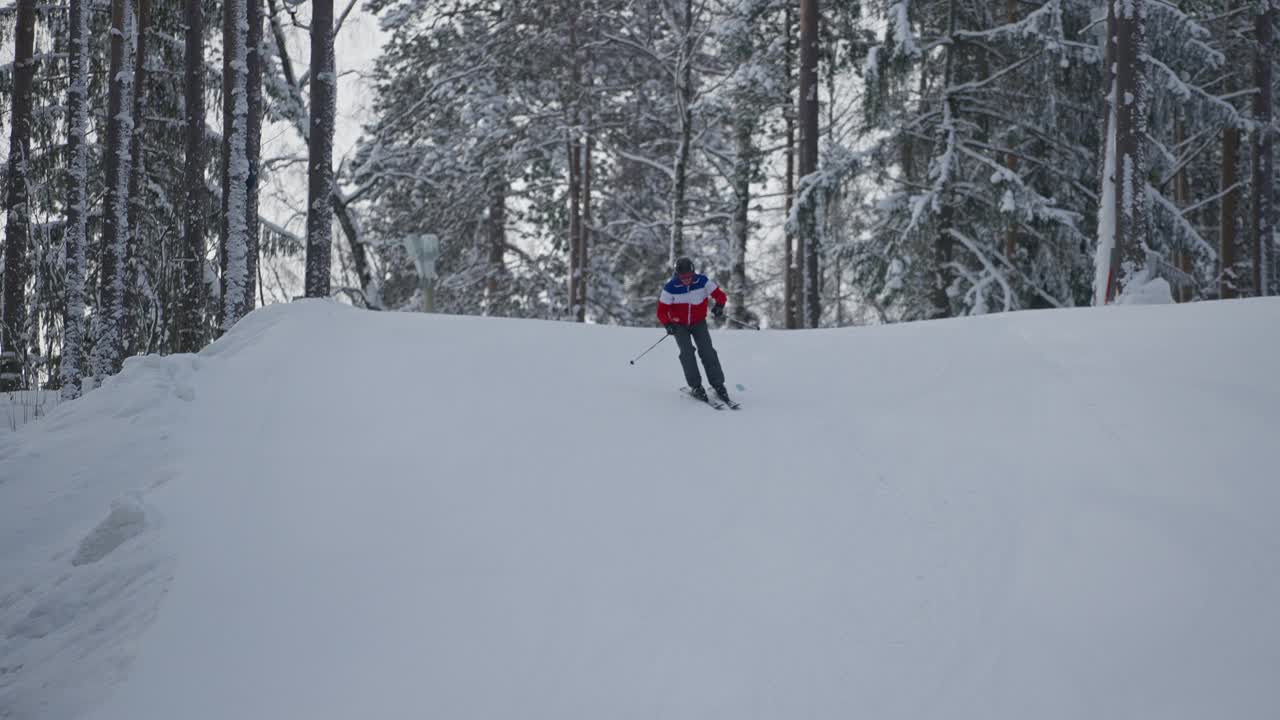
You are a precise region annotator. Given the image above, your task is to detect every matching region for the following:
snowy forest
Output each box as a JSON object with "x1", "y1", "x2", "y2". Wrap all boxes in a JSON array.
[{"x1": 1, "y1": 0, "x2": 1278, "y2": 395}]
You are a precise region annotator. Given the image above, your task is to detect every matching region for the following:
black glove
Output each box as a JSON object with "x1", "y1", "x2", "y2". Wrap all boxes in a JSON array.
[
  {"x1": 665, "y1": 323, "x2": 678, "y2": 335},
  {"x1": 711, "y1": 303, "x2": 725, "y2": 319}
]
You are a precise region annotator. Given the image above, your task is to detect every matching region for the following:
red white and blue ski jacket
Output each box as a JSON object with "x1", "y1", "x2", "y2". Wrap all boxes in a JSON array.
[{"x1": 656, "y1": 273, "x2": 727, "y2": 327}]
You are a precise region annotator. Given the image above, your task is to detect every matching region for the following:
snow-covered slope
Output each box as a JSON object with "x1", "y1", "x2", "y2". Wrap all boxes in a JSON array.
[{"x1": 3, "y1": 299, "x2": 1279, "y2": 720}]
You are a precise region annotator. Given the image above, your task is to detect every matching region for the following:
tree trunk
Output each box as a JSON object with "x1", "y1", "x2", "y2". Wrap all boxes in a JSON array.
[
  {"x1": 1173, "y1": 117, "x2": 1194, "y2": 302},
  {"x1": 222, "y1": 0, "x2": 251, "y2": 331},
  {"x1": 566, "y1": 13, "x2": 593, "y2": 323},
  {"x1": 331, "y1": 193, "x2": 375, "y2": 306},
  {"x1": 267, "y1": 0, "x2": 372, "y2": 304},
  {"x1": 578, "y1": 14, "x2": 595, "y2": 324},
  {"x1": 732, "y1": 115, "x2": 753, "y2": 325},
  {"x1": 798, "y1": 0, "x2": 820, "y2": 327},
  {"x1": 305, "y1": 0, "x2": 336, "y2": 298},
  {"x1": 566, "y1": 14, "x2": 582, "y2": 320},
  {"x1": 2, "y1": 0, "x2": 37, "y2": 390},
  {"x1": 178, "y1": 0, "x2": 207, "y2": 353},
  {"x1": 126, "y1": 0, "x2": 150, "y2": 352},
  {"x1": 1222, "y1": 125, "x2": 1242, "y2": 298},
  {"x1": 1002, "y1": 0, "x2": 1019, "y2": 261},
  {"x1": 567, "y1": 132, "x2": 582, "y2": 319},
  {"x1": 1222, "y1": 3, "x2": 1244, "y2": 302},
  {"x1": 932, "y1": 0, "x2": 958, "y2": 319},
  {"x1": 1252, "y1": 0, "x2": 1275, "y2": 296},
  {"x1": 1113, "y1": 0, "x2": 1149, "y2": 291},
  {"x1": 578, "y1": 127, "x2": 593, "y2": 323},
  {"x1": 783, "y1": 2, "x2": 797, "y2": 329},
  {"x1": 220, "y1": 0, "x2": 232, "y2": 317},
  {"x1": 1094, "y1": 0, "x2": 1119, "y2": 305},
  {"x1": 246, "y1": 0, "x2": 264, "y2": 313},
  {"x1": 485, "y1": 176, "x2": 508, "y2": 315},
  {"x1": 670, "y1": 0, "x2": 694, "y2": 262},
  {"x1": 93, "y1": 0, "x2": 137, "y2": 379},
  {"x1": 1097, "y1": 0, "x2": 1149, "y2": 303},
  {"x1": 62, "y1": 0, "x2": 91, "y2": 397},
  {"x1": 266, "y1": 0, "x2": 298, "y2": 88}
]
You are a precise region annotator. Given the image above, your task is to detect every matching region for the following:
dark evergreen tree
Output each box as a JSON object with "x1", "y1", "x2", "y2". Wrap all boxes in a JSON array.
[
  {"x1": 1, "y1": 0, "x2": 36, "y2": 390},
  {"x1": 92, "y1": 0, "x2": 137, "y2": 379},
  {"x1": 178, "y1": 0, "x2": 208, "y2": 353}
]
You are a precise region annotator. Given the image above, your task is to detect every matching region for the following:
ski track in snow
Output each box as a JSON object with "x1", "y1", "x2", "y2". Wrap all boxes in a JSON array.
[{"x1": 3, "y1": 299, "x2": 1280, "y2": 719}]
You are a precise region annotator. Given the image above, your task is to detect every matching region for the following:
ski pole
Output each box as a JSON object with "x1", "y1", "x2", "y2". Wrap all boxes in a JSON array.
[
  {"x1": 629, "y1": 333, "x2": 670, "y2": 365},
  {"x1": 727, "y1": 317, "x2": 761, "y2": 331}
]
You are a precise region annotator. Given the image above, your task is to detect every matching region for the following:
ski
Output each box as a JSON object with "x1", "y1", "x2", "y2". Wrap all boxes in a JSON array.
[
  {"x1": 680, "y1": 387, "x2": 725, "y2": 410},
  {"x1": 711, "y1": 387, "x2": 741, "y2": 410},
  {"x1": 722, "y1": 384, "x2": 744, "y2": 409}
]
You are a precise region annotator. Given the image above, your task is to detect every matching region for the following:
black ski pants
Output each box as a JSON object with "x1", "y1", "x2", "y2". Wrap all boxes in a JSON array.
[{"x1": 672, "y1": 321, "x2": 724, "y2": 390}]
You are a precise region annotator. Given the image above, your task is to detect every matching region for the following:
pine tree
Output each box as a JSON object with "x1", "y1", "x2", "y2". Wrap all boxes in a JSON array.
[
  {"x1": 264, "y1": 0, "x2": 375, "y2": 308},
  {"x1": 783, "y1": 1, "x2": 799, "y2": 328},
  {"x1": 222, "y1": 0, "x2": 251, "y2": 328},
  {"x1": 860, "y1": 1, "x2": 1095, "y2": 318},
  {"x1": 1, "y1": 0, "x2": 37, "y2": 390},
  {"x1": 92, "y1": 0, "x2": 137, "y2": 379},
  {"x1": 177, "y1": 0, "x2": 207, "y2": 353},
  {"x1": 305, "y1": 0, "x2": 335, "y2": 299},
  {"x1": 60, "y1": 0, "x2": 91, "y2": 398},
  {"x1": 797, "y1": 0, "x2": 821, "y2": 327},
  {"x1": 1095, "y1": 0, "x2": 1149, "y2": 303},
  {"x1": 246, "y1": 0, "x2": 265, "y2": 312},
  {"x1": 1252, "y1": 0, "x2": 1275, "y2": 296},
  {"x1": 125, "y1": 0, "x2": 150, "y2": 347},
  {"x1": 1114, "y1": 0, "x2": 1151, "y2": 299},
  {"x1": 717, "y1": 0, "x2": 787, "y2": 326}
]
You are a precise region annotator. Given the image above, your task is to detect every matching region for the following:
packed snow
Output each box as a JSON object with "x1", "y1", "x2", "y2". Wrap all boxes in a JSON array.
[{"x1": 3, "y1": 299, "x2": 1279, "y2": 719}]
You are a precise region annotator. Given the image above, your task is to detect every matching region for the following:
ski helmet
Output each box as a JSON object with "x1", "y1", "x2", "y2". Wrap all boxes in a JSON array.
[{"x1": 675, "y1": 257, "x2": 695, "y2": 274}]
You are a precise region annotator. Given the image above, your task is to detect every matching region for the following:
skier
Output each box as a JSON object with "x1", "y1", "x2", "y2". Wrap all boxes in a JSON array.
[{"x1": 657, "y1": 257, "x2": 733, "y2": 404}]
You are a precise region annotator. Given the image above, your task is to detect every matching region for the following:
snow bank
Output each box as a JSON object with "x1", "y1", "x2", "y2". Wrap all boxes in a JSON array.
[
  {"x1": 1, "y1": 390, "x2": 61, "y2": 436},
  {"x1": 4, "y1": 298, "x2": 1279, "y2": 720},
  {"x1": 1, "y1": 353, "x2": 198, "y2": 719},
  {"x1": 1118, "y1": 274, "x2": 1175, "y2": 305}
]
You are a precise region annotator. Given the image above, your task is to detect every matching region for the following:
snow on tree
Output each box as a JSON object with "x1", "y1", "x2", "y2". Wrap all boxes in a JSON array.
[
  {"x1": 860, "y1": 0, "x2": 1096, "y2": 319},
  {"x1": 1094, "y1": 0, "x2": 1154, "y2": 305},
  {"x1": 92, "y1": 0, "x2": 138, "y2": 380},
  {"x1": 60, "y1": 0, "x2": 91, "y2": 399},
  {"x1": 0, "y1": 0, "x2": 1262, "y2": 347},
  {"x1": 713, "y1": 0, "x2": 788, "y2": 326},
  {"x1": 222, "y1": 0, "x2": 252, "y2": 330}
]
